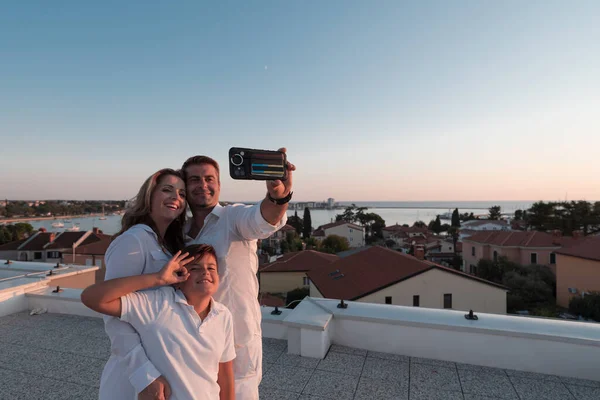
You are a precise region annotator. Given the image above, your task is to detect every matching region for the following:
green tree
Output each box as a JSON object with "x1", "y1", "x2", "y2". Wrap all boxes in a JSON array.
[
  {"x1": 451, "y1": 208, "x2": 460, "y2": 227},
  {"x1": 569, "y1": 292, "x2": 600, "y2": 321},
  {"x1": 7, "y1": 223, "x2": 34, "y2": 241},
  {"x1": 447, "y1": 226, "x2": 459, "y2": 256},
  {"x1": 320, "y1": 235, "x2": 350, "y2": 254},
  {"x1": 488, "y1": 205, "x2": 502, "y2": 220},
  {"x1": 360, "y1": 212, "x2": 386, "y2": 243},
  {"x1": 285, "y1": 288, "x2": 310, "y2": 309},
  {"x1": 280, "y1": 240, "x2": 291, "y2": 254},
  {"x1": 305, "y1": 237, "x2": 319, "y2": 249},
  {"x1": 440, "y1": 223, "x2": 450, "y2": 232},
  {"x1": 432, "y1": 216, "x2": 442, "y2": 234},
  {"x1": 413, "y1": 221, "x2": 427, "y2": 228},
  {"x1": 0, "y1": 226, "x2": 11, "y2": 244},
  {"x1": 289, "y1": 211, "x2": 303, "y2": 235},
  {"x1": 303, "y1": 208, "x2": 312, "y2": 239},
  {"x1": 514, "y1": 209, "x2": 523, "y2": 220}
]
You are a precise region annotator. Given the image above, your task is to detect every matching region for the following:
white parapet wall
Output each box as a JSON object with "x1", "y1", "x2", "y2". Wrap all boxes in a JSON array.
[{"x1": 260, "y1": 297, "x2": 600, "y2": 382}]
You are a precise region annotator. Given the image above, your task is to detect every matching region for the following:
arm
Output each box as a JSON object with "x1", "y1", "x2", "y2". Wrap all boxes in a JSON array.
[
  {"x1": 81, "y1": 251, "x2": 190, "y2": 317},
  {"x1": 217, "y1": 361, "x2": 234, "y2": 400},
  {"x1": 100, "y1": 234, "x2": 184, "y2": 395},
  {"x1": 259, "y1": 147, "x2": 295, "y2": 225}
]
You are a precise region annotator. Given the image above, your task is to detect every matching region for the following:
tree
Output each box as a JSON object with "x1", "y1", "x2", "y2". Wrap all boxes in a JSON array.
[
  {"x1": 447, "y1": 226, "x2": 459, "y2": 256},
  {"x1": 286, "y1": 288, "x2": 310, "y2": 309},
  {"x1": 451, "y1": 208, "x2": 460, "y2": 227},
  {"x1": 305, "y1": 237, "x2": 319, "y2": 249},
  {"x1": 514, "y1": 209, "x2": 523, "y2": 220},
  {"x1": 488, "y1": 205, "x2": 502, "y2": 220},
  {"x1": 280, "y1": 240, "x2": 291, "y2": 254},
  {"x1": 431, "y1": 216, "x2": 442, "y2": 234},
  {"x1": 0, "y1": 226, "x2": 11, "y2": 244},
  {"x1": 569, "y1": 292, "x2": 600, "y2": 321},
  {"x1": 289, "y1": 211, "x2": 303, "y2": 235},
  {"x1": 303, "y1": 208, "x2": 312, "y2": 238},
  {"x1": 361, "y1": 212, "x2": 386, "y2": 243},
  {"x1": 320, "y1": 235, "x2": 350, "y2": 254},
  {"x1": 413, "y1": 221, "x2": 427, "y2": 228},
  {"x1": 440, "y1": 223, "x2": 450, "y2": 233}
]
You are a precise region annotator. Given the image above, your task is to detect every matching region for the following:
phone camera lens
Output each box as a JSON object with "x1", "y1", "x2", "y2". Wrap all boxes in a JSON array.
[{"x1": 231, "y1": 154, "x2": 243, "y2": 166}]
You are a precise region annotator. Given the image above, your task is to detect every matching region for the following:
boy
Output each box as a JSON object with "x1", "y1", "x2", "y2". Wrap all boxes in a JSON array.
[{"x1": 81, "y1": 244, "x2": 235, "y2": 400}]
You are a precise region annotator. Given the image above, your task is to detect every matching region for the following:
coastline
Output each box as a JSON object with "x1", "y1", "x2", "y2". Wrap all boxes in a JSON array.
[{"x1": 0, "y1": 214, "x2": 104, "y2": 224}]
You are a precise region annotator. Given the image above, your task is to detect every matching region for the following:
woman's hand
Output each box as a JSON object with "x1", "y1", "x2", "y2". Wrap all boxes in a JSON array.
[{"x1": 156, "y1": 251, "x2": 194, "y2": 285}]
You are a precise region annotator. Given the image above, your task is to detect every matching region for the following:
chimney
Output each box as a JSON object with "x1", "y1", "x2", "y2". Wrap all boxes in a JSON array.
[
  {"x1": 49, "y1": 233, "x2": 56, "y2": 243},
  {"x1": 414, "y1": 245, "x2": 425, "y2": 260},
  {"x1": 92, "y1": 227, "x2": 99, "y2": 235}
]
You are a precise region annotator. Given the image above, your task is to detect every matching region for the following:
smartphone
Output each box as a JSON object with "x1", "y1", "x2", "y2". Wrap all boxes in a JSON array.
[{"x1": 229, "y1": 147, "x2": 287, "y2": 180}]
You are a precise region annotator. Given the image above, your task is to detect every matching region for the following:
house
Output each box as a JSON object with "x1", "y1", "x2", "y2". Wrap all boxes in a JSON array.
[
  {"x1": 555, "y1": 237, "x2": 600, "y2": 308},
  {"x1": 62, "y1": 229, "x2": 113, "y2": 281},
  {"x1": 461, "y1": 220, "x2": 512, "y2": 231},
  {"x1": 263, "y1": 224, "x2": 297, "y2": 251},
  {"x1": 307, "y1": 246, "x2": 508, "y2": 314},
  {"x1": 382, "y1": 224, "x2": 431, "y2": 240},
  {"x1": 0, "y1": 228, "x2": 111, "y2": 271},
  {"x1": 258, "y1": 250, "x2": 339, "y2": 294},
  {"x1": 313, "y1": 221, "x2": 365, "y2": 248},
  {"x1": 459, "y1": 229, "x2": 479, "y2": 240},
  {"x1": 462, "y1": 230, "x2": 580, "y2": 275}
]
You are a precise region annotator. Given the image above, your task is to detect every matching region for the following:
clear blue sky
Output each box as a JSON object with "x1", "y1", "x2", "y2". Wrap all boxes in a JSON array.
[{"x1": 1, "y1": 1, "x2": 599, "y2": 202}]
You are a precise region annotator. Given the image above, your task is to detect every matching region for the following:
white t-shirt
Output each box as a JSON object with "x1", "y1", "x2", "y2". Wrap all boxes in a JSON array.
[
  {"x1": 121, "y1": 286, "x2": 236, "y2": 400},
  {"x1": 185, "y1": 203, "x2": 287, "y2": 347}
]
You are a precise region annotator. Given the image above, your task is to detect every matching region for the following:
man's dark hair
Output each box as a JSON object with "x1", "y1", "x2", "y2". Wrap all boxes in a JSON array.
[
  {"x1": 181, "y1": 243, "x2": 218, "y2": 266},
  {"x1": 181, "y1": 156, "x2": 220, "y2": 182}
]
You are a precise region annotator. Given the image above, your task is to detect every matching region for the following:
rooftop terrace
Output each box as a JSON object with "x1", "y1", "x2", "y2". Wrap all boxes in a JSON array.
[{"x1": 0, "y1": 310, "x2": 598, "y2": 399}]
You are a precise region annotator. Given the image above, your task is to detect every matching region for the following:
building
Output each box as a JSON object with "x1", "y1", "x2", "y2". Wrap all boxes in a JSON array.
[
  {"x1": 461, "y1": 220, "x2": 512, "y2": 231},
  {"x1": 313, "y1": 221, "x2": 365, "y2": 248},
  {"x1": 262, "y1": 224, "x2": 297, "y2": 252},
  {"x1": 308, "y1": 246, "x2": 508, "y2": 314},
  {"x1": 0, "y1": 228, "x2": 111, "y2": 270},
  {"x1": 258, "y1": 250, "x2": 339, "y2": 294},
  {"x1": 62, "y1": 229, "x2": 113, "y2": 281},
  {"x1": 462, "y1": 230, "x2": 580, "y2": 274},
  {"x1": 555, "y1": 237, "x2": 600, "y2": 308}
]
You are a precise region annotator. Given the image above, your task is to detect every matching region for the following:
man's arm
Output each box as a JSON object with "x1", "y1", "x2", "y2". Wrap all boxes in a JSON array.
[
  {"x1": 259, "y1": 147, "x2": 295, "y2": 225},
  {"x1": 82, "y1": 251, "x2": 191, "y2": 317},
  {"x1": 217, "y1": 361, "x2": 234, "y2": 400}
]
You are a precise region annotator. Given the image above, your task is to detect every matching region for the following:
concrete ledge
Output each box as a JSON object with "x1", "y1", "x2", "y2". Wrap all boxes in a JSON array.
[
  {"x1": 26, "y1": 287, "x2": 102, "y2": 318},
  {"x1": 283, "y1": 298, "x2": 332, "y2": 331}
]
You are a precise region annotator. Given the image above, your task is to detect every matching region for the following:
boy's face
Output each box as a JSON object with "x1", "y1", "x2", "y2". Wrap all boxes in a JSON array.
[{"x1": 180, "y1": 253, "x2": 219, "y2": 297}]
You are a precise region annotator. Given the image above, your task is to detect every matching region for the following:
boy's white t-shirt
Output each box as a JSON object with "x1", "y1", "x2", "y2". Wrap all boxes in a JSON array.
[{"x1": 120, "y1": 286, "x2": 236, "y2": 400}]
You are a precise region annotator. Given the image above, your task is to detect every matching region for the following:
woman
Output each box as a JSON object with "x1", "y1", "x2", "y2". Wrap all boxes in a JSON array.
[{"x1": 100, "y1": 168, "x2": 187, "y2": 400}]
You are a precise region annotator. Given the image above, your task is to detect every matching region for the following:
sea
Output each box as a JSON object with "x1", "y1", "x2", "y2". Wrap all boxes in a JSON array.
[{"x1": 24, "y1": 201, "x2": 533, "y2": 235}]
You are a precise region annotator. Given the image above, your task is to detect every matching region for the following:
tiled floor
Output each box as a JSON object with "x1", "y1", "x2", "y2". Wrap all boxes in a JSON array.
[{"x1": 0, "y1": 312, "x2": 598, "y2": 399}]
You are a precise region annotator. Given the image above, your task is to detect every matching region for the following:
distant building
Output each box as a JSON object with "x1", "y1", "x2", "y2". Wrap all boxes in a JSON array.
[
  {"x1": 327, "y1": 198, "x2": 335, "y2": 209},
  {"x1": 461, "y1": 220, "x2": 512, "y2": 231},
  {"x1": 462, "y1": 230, "x2": 582, "y2": 275},
  {"x1": 307, "y1": 246, "x2": 508, "y2": 314},
  {"x1": 258, "y1": 250, "x2": 339, "y2": 294},
  {"x1": 263, "y1": 224, "x2": 297, "y2": 253},
  {"x1": 313, "y1": 221, "x2": 365, "y2": 248},
  {"x1": 555, "y1": 237, "x2": 600, "y2": 308}
]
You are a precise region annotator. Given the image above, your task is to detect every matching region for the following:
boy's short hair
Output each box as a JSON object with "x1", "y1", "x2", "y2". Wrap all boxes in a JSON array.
[{"x1": 181, "y1": 244, "x2": 218, "y2": 266}]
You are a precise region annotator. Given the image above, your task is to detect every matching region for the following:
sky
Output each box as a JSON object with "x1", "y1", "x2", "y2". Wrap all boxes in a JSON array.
[{"x1": 1, "y1": 1, "x2": 599, "y2": 202}]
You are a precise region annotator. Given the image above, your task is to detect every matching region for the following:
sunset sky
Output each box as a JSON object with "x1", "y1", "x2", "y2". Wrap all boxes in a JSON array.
[{"x1": 1, "y1": 1, "x2": 598, "y2": 202}]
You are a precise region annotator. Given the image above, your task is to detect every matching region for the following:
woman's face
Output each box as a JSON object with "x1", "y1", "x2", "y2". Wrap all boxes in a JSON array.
[{"x1": 149, "y1": 174, "x2": 186, "y2": 223}]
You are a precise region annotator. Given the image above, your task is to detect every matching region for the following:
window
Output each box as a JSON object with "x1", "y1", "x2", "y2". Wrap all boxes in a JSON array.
[
  {"x1": 303, "y1": 277, "x2": 310, "y2": 286},
  {"x1": 34, "y1": 252, "x2": 42, "y2": 260},
  {"x1": 493, "y1": 251, "x2": 498, "y2": 262},
  {"x1": 385, "y1": 296, "x2": 392, "y2": 304},
  {"x1": 413, "y1": 295, "x2": 420, "y2": 307},
  {"x1": 471, "y1": 247, "x2": 475, "y2": 256},
  {"x1": 530, "y1": 253, "x2": 538, "y2": 264},
  {"x1": 47, "y1": 251, "x2": 61, "y2": 259},
  {"x1": 350, "y1": 229, "x2": 353, "y2": 233},
  {"x1": 550, "y1": 253, "x2": 556, "y2": 264},
  {"x1": 444, "y1": 294, "x2": 452, "y2": 309},
  {"x1": 469, "y1": 264, "x2": 477, "y2": 275}
]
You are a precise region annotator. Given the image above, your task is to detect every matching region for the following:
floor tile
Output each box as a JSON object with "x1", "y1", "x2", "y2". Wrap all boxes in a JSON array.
[
  {"x1": 361, "y1": 357, "x2": 409, "y2": 382},
  {"x1": 458, "y1": 369, "x2": 518, "y2": 399},
  {"x1": 354, "y1": 376, "x2": 408, "y2": 400},
  {"x1": 565, "y1": 384, "x2": 600, "y2": 400},
  {"x1": 260, "y1": 365, "x2": 313, "y2": 393},
  {"x1": 367, "y1": 350, "x2": 410, "y2": 363},
  {"x1": 410, "y1": 363, "x2": 461, "y2": 392},
  {"x1": 316, "y1": 351, "x2": 365, "y2": 377},
  {"x1": 411, "y1": 356, "x2": 457, "y2": 368},
  {"x1": 329, "y1": 344, "x2": 367, "y2": 356},
  {"x1": 509, "y1": 376, "x2": 575, "y2": 400},
  {"x1": 302, "y1": 370, "x2": 359, "y2": 400},
  {"x1": 410, "y1": 387, "x2": 464, "y2": 400}
]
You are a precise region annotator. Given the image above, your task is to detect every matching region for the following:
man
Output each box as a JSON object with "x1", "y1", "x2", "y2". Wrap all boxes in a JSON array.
[{"x1": 181, "y1": 148, "x2": 294, "y2": 399}]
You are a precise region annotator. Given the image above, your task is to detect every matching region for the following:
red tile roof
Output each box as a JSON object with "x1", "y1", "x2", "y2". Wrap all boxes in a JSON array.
[
  {"x1": 383, "y1": 224, "x2": 430, "y2": 234},
  {"x1": 19, "y1": 233, "x2": 53, "y2": 251},
  {"x1": 317, "y1": 221, "x2": 363, "y2": 231},
  {"x1": 307, "y1": 246, "x2": 507, "y2": 300},
  {"x1": 63, "y1": 233, "x2": 112, "y2": 255},
  {"x1": 259, "y1": 250, "x2": 339, "y2": 273},
  {"x1": 556, "y1": 237, "x2": 600, "y2": 262},
  {"x1": 463, "y1": 230, "x2": 581, "y2": 248},
  {"x1": 0, "y1": 238, "x2": 28, "y2": 251},
  {"x1": 45, "y1": 232, "x2": 87, "y2": 249},
  {"x1": 462, "y1": 220, "x2": 510, "y2": 228},
  {"x1": 313, "y1": 229, "x2": 325, "y2": 237},
  {"x1": 259, "y1": 293, "x2": 286, "y2": 307},
  {"x1": 281, "y1": 224, "x2": 297, "y2": 232}
]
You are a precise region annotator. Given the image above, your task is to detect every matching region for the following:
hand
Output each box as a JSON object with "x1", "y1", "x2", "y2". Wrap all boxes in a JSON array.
[
  {"x1": 138, "y1": 375, "x2": 171, "y2": 400},
  {"x1": 266, "y1": 147, "x2": 296, "y2": 200},
  {"x1": 156, "y1": 251, "x2": 193, "y2": 286}
]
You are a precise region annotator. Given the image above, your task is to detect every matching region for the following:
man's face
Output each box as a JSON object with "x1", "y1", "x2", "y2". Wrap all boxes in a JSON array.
[
  {"x1": 180, "y1": 253, "x2": 219, "y2": 297},
  {"x1": 185, "y1": 163, "x2": 221, "y2": 209}
]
